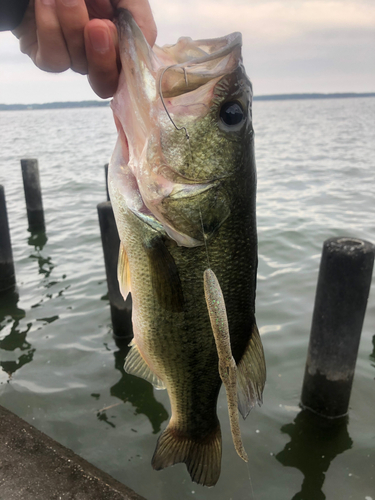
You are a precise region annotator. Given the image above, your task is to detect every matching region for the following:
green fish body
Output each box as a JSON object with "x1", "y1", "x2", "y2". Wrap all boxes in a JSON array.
[{"x1": 109, "y1": 9, "x2": 266, "y2": 487}]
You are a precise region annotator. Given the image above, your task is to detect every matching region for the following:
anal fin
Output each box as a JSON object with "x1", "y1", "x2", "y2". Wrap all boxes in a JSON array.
[
  {"x1": 124, "y1": 340, "x2": 166, "y2": 390},
  {"x1": 236, "y1": 322, "x2": 266, "y2": 419}
]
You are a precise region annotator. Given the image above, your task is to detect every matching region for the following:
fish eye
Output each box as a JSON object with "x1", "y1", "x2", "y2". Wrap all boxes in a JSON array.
[{"x1": 220, "y1": 101, "x2": 245, "y2": 126}]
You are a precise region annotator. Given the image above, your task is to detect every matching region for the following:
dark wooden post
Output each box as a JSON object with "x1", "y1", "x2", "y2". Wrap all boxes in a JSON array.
[
  {"x1": 0, "y1": 186, "x2": 16, "y2": 293},
  {"x1": 104, "y1": 164, "x2": 110, "y2": 201},
  {"x1": 21, "y1": 159, "x2": 45, "y2": 231},
  {"x1": 301, "y1": 237, "x2": 375, "y2": 418}
]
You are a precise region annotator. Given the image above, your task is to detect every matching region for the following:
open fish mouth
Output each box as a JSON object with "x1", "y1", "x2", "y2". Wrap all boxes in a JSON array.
[{"x1": 109, "y1": 9, "x2": 244, "y2": 246}]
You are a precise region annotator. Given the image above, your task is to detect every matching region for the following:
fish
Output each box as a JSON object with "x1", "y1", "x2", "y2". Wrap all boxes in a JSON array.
[{"x1": 108, "y1": 9, "x2": 266, "y2": 487}]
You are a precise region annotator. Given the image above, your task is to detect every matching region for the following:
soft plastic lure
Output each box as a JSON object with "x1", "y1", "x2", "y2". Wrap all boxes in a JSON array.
[{"x1": 203, "y1": 268, "x2": 248, "y2": 462}]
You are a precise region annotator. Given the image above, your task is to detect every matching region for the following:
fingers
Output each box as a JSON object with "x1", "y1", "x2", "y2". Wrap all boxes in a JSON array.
[
  {"x1": 112, "y1": 0, "x2": 157, "y2": 47},
  {"x1": 17, "y1": 0, "x2": 156, "y2": 99},
  {"x1": 55, "y1": 0, "x2": 89, "y2": 74},
  {"x1": 34, "y1": 0, "x2": 90, "y2": 74},
  {"x1": 85, "y1": 1, "x2": 158, "y2": 99},
  {"x1": 34, "y1": 0, "x2": 71, "y2": 72},
  {"x1": 85, "y1": 19, "x2": 119, "y2": 98}
]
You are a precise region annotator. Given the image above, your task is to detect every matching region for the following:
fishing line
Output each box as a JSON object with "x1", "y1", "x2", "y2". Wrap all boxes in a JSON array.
[
  {"x1": 160, "y1": 61, "x2": 256, "y2": 494},
  {"x1": 182, "y1": 67, "x2": 188, "y2": 86},
  {"x1": 246, "y1": 459, "x2": 256, "y2": 500},
  {"x1": 198, "y1": 206, "x2": 210, "y2": 269},
  {"x1": 200, "y1": 198, "x2": 256, "y2": 499},
  {"x1": 200, "y1": 203, "x2": 256, "y2": 499}
]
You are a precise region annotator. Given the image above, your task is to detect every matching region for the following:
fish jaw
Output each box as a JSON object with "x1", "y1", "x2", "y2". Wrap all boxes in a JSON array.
[{"x1": 110, "y1": 9, "x2": 245, "y2": 247}]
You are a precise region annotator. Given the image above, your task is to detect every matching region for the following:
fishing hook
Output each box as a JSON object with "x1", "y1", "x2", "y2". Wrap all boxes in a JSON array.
[{"x1": 159, "y1": 65, "x2": 190, "y2": 141}]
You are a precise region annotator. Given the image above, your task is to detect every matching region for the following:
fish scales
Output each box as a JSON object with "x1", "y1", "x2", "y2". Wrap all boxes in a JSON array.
[{"x1": 108, "y1": 9, "x2": 266, "y2": 487}]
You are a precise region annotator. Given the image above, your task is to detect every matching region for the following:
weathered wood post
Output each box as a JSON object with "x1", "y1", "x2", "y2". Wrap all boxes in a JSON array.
[
  {"x1": 0, "y1": 186, "x2": 16, "y2": 293},
  {"x1": 21, "y1": 159, "x2": 45, "y2": 231},
  {"x1": 104, "y1": 164, "x2": 110, "y2": 201},
  {"x1": 97, "y1": 201, "x2": 133, "y2": 339},
  {"x1": 301, "y1": 237, "x2": 375, "y2": 418}
]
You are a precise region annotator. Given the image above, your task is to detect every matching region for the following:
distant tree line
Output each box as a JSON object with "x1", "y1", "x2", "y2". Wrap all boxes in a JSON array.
[
  {"x1": 253, "y1": 92, "x2": 375, "y2": 101},
  {"x1": 0, "y1": 100, "x2": 111, "y2": 111},
  {"x1": 0, "y1": 93, "x2": 374, "y2": 111}
]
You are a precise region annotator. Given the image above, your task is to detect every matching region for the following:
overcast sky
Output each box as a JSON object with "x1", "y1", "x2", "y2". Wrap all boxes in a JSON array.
[{"x1": 0, "y1": 0, "x2": 374, "y2": 104}]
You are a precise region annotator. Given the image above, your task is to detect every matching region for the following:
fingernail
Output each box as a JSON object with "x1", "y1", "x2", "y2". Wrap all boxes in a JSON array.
[{"x1": 89, "y1": 28, "x2": 110, "y2": 54}]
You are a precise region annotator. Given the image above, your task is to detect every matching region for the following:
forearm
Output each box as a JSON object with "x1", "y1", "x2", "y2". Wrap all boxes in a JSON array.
[{"x1": 0, "y1": 0, "x2": 30, "y2": 31}]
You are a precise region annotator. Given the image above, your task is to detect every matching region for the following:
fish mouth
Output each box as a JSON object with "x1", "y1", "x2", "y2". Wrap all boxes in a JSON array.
[
  {"x1": 114, "y1": 8, "x2": 242, "y2": 96},
  {"x1": 112, "y1": 7, "x2": 243, "y2": 159},
  {"x1": 156, "y1": 33, "x2": 243, "y2": 100},
  {"x1": 110, "y1": 10, "x2": 242, "y2": 246}
]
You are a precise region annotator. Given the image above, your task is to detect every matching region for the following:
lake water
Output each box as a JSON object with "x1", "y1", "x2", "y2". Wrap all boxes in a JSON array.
[{"x1": 0, "y1": 97, "x2": 374, "y2": 500}]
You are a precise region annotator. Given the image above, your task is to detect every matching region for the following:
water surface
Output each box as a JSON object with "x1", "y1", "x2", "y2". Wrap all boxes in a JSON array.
[{"x1": 0, "y1": 98, "x2": 374, "y2": 500}]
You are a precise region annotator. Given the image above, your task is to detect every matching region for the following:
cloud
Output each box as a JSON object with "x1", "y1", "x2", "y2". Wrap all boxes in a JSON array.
[
  {"x1": 152, "y1": 0, "x2": 375, "y2": 43},
  {"x1": 151, "y1": 0, "x2": 375, "y2": 93},
  {"x1": 0, "y1": 0, "x2": 374, "y2": 102}
]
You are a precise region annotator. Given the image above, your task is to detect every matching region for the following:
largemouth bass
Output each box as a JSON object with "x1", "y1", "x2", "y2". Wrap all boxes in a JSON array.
[{"x1": 108, "y1": 9, "x2": 266, "y2": 487}]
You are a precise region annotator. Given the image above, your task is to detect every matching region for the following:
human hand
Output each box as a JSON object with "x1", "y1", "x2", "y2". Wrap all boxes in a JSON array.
[
  {"x1": 85, "y1": 0, "x2": 157, "y2": 98},
  {"x1": 13, "y1": 0, "x2": 157, "y2": 99}
]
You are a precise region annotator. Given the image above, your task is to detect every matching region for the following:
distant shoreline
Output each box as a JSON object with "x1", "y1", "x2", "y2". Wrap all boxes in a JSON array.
[
  {"x1": 1, "y1": 93, "x2": 374, "y2": 111},
  {"x1": 254, "y1": 92, "x2": 375, "y2": 101}
]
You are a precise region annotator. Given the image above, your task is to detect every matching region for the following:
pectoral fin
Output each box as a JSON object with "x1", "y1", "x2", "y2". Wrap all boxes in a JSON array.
[
  {"x1": 236, "y1": 323, "x2": 266, "y2": 419},
  {"x1": 124, "y1": 340, "x2": 166, "y2": 390},
  {"x1": 118, "y1": 243, "x2": 131, "y2": 300}
]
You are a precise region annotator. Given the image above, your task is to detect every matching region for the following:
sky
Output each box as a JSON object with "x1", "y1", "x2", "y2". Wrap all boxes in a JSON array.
[{"x1": 0, "y1": 0, "x2": 374, "y2": 104}]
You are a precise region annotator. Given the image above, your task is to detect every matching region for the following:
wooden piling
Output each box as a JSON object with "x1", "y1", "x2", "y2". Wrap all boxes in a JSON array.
[
  {"x1": 301, "y1": 237, "x2": 375, "y2": 418},
  {"x1": 0, "y1": 186, "x2": 16, "y2": 293},
  {"x1": 21, "y1": 159, "x2": 45, "y2": 231},
  {"x1": 97, "y1": 201, "x2": 133, "y2": 339},
  {"x1": 104, "y1": 164, "x2": 110, "y2": 201}
]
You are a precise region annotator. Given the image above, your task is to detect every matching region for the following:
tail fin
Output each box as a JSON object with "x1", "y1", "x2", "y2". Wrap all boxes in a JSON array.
[{"x1": 151, "y1": 424, "x2": 222, "y2": 487}]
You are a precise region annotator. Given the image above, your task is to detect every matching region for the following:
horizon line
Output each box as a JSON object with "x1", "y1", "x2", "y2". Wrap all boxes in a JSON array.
[{"x1": 1, "y1": 92, "x2": 375, "y2": 110}]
